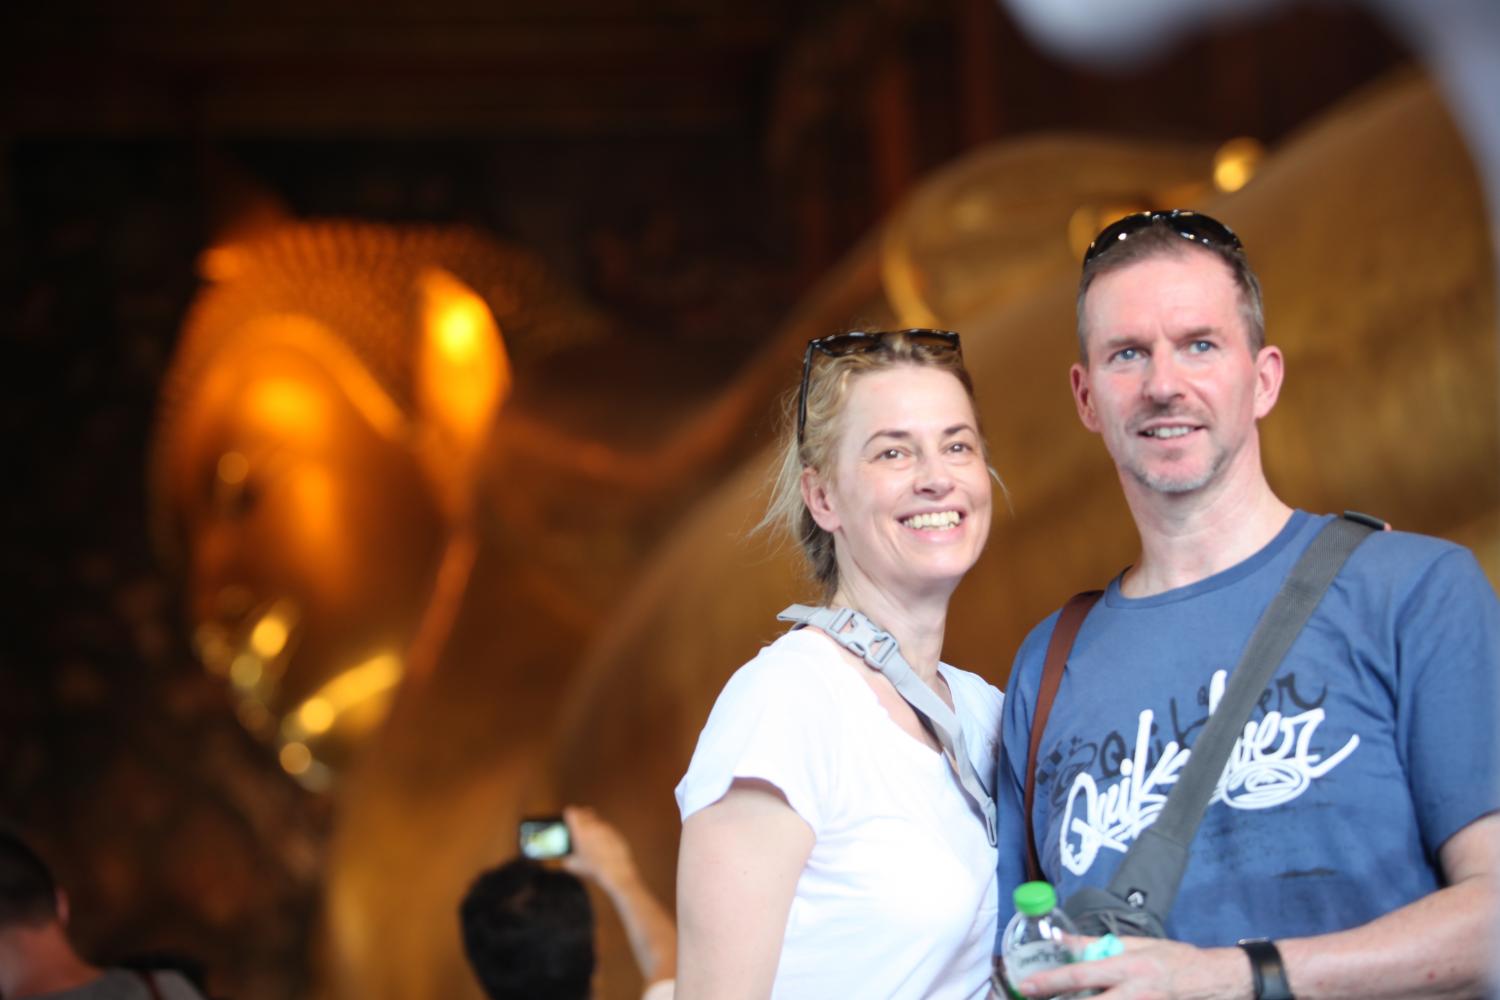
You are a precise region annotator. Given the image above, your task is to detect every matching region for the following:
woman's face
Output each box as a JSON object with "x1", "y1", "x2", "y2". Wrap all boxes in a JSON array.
[{"x1": 805, "y1": 364, "x2": 992, "y2": 602}]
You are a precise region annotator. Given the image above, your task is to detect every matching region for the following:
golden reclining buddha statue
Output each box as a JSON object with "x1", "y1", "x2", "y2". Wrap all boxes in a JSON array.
[
  {"x1": 151, "y1": 211, "x2": 782, "y2": 998},
  {"x1": 151, "y1": 72, "x2": 1493, "y2": 1000}
]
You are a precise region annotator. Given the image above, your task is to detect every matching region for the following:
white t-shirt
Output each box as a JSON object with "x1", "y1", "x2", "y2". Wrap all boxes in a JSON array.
[
  {"x1": 676, "y1": 628, "x2": 1003, "y2": 999},
  {"x1": 641, "y1": 979, "x2": 675, "y2": 1000}
]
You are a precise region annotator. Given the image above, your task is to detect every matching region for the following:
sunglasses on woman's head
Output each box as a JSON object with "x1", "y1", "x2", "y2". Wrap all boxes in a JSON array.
[
  {"x1": 1083, "y1": 210, "x2": 1244, "y2": 267},
  {"x1": 796, "y1": 329, "x2": 962, "y2": 446}
]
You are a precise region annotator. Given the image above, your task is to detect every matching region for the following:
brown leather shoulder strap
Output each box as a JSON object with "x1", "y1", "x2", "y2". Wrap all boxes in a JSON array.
[{"x1": 1024, "y1": 589, "x2": 1103, "y2": 882}]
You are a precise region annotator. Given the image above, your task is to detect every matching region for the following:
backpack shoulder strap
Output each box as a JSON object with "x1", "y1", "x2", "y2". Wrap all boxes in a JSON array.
[
  {"x1": 1024, "y1": 589, "x2": 1103, "y2": 882},
  {"x1": 778, "y1": 603, "x2": 999, "y2": 845}
]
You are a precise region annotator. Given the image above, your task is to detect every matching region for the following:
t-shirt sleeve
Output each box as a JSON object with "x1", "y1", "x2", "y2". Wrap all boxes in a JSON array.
[
  {"x1": 1395, "y1": 546, "x2": 1500, "y2": 854},
  {"x1": 675, "y1": 645, "x2": 840, "y2": 833},
  {"x1": 640, "y1": 979, "x2": 676, "y2": 1000}
]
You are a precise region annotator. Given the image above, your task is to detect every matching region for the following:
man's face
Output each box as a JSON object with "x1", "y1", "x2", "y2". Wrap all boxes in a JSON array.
[{"x1": 1070, "y1": 249, "x2": 1282, "y2": 499}]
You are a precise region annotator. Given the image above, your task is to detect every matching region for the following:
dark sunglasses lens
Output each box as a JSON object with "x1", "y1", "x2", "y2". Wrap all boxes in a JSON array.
[
  {"x1": 814, "y1": 333, "x2": 883, "y2": 358},
  {"x1": 1174, "y1": 213, "x2": 1241, "y2": 251},
  {"x1": 1085, "y1": 213, "x2": 1154, "y2": 263},
  {"x1": 1085, "y1": 211, "x2": 1242, "y2": 265},
  {"x1": 812, "y1": 329, "x2": 960, "y2": 358},
  {"x1": 905, "y1": 330, "x2": 962, "y2": 354}
]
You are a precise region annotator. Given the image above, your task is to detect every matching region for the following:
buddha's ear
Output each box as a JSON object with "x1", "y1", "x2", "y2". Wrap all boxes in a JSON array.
[{"x1": 413, "y1": 266, "x2": 511, "y2": 522}]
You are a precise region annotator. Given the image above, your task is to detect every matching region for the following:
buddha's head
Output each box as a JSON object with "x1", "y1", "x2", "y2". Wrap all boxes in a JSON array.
[{"x1": 153, "y1": 221, "x2": 601, "y2": 786}]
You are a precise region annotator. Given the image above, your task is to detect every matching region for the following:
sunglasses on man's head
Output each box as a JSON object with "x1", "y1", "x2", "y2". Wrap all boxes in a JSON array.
[
  {"x1": 797, "y1": 329, "x2": 962, "y2": 446},
  {"x1": 1083, "y1": 210, "x2": 1244, "y2": 267}
]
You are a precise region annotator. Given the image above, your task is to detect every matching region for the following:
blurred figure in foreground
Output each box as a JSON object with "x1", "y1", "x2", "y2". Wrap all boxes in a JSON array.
[
  {"x1": 0, "y1": 831, "x2": 208, "y2": 1000},
  {"x1": 460, "y1": 807, "x2": 676, "y2": 1000}
]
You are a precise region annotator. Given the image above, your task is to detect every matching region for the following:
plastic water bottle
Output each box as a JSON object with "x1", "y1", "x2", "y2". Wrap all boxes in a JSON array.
[{"x1": 994, "y1": 881, "x2": 1081, "y2": 999}]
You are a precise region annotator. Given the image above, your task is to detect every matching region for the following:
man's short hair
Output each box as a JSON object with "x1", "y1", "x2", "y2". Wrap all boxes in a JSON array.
[
  {"x1": 459, "y1": 858, "x2": 595, "y2": 1000},
  {"x1": 0, "y1": 830, "x2": 60, "y2": 929},
  {"x1": 1076, "y1": 220, "x2": 1266, "y2": 363}
]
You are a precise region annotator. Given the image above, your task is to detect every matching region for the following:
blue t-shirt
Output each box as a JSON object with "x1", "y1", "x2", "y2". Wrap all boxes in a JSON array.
[{"x1": 995, "y1": 511, "x2": 1500, "y2": 946}]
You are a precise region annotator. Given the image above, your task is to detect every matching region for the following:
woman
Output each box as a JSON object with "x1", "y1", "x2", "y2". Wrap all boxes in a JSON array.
[{"x1": 674, "y1": 330, "x2": 1003, "y2": 999}]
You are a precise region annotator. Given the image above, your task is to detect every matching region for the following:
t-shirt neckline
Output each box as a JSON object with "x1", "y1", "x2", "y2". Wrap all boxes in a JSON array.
[{"x1": 1104, "y1": 509, "x2": 1313, "y2": 609}]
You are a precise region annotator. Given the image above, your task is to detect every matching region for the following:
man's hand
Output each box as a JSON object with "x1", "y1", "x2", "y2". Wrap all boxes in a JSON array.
[{"x1": 1016, "y1": 936, "x2": 1251, "y2": 1000}]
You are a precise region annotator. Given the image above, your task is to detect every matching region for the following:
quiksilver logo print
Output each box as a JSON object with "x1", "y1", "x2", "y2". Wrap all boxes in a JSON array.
[{"x1": 1057, "y1": 669, "x2": 1360, "y2": 875}]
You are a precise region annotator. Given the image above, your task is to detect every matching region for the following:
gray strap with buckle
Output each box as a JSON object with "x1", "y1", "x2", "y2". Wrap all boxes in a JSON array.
[{"x1": 777, "y1": 603, "x2": 999, "y2": 845}]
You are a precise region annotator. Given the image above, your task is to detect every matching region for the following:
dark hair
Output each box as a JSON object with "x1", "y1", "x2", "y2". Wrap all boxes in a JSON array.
[
  {"x1": 459, "y1": 859, "x2": 595, "y2": 1000},
  {"x1": 1076, "y1": 220, "x2": 1265, "y2": 362},
  {"x1": 0, "y1": 830, "x2": 60, "y2": 929}
]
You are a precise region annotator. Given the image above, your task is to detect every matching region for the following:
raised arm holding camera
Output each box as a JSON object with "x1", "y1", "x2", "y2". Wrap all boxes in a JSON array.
[{"x1": 461, "y1": 806, "x2": 676, "y2": 1000}]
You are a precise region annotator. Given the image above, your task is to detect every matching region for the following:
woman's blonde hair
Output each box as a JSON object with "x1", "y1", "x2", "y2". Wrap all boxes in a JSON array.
[{"x1": 757, "y1": 331, "x2": 986, "y2": 600}]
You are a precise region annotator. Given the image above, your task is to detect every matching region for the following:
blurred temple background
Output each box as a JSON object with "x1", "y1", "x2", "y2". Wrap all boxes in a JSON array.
[{"x1": 1, "y1": 3, "x2": 1493, "y2": 1000}]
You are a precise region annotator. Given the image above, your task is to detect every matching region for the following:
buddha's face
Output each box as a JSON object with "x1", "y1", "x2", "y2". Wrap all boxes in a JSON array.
[{"x1": 165, "y1": 323, "x2": 448, "y2": 783}]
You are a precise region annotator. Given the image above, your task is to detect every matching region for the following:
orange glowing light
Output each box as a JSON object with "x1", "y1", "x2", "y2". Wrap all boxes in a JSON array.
[
  {"x1": 245, "y1": 376, "x2": 330, "y2": 439},
  {"x1": 250, "y1": 612, "x2": 290, "y2": 659},
  {"x1": 279, "y1": 741, "x2": 313, "y2": 775},
  {"x1": 281, "y1": 653, "x2": 403, "y2": 744},
  {"x1": 1214, "y1": 137, "x2": 1265, "y2": 194},
  {"x1": 417, "y1": 267, "x2": 510, "y2": 448},
  {"x1": 296, "y1": 696, "x2": 336, "y2": 736},
  {"x1": 230, "y1": 652, "x2": 264, "y2": 690}
]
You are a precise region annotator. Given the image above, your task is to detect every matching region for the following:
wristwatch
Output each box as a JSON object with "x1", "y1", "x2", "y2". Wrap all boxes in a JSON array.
[{"x1": 1237, "y1": 938, "x2": 1294, "y2": 1000}]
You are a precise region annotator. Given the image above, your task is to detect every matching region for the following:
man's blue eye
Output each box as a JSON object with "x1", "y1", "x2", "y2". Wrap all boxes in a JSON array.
[{"x1": 1113, "y1": 347, "x2": 1140, "y2": 362}]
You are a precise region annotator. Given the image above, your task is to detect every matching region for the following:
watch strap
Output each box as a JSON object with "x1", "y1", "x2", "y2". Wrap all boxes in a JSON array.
[{"x1": 1238, "y1": 938, "x2": 1293, "y2": 1000}]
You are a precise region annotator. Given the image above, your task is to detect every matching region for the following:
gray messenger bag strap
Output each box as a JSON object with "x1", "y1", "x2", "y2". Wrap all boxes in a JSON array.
[
  {"x1": 1057, "y1": 512, "x2": 1383, "y2": 937},
  {"x1": 778, "y1": 604, "x2": 999, "y2": 846}
]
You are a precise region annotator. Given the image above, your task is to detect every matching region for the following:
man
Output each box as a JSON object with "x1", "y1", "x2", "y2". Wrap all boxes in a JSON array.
[
  {"x1": 995, "y1": 210, "x2": 1499, "y2": 999},
  {"x1": 460, "y1": 806, "x2": 675, "y2": 1000},
  {"x1": 0, "y1": 831, "x2": 207, "y2": 1000}
]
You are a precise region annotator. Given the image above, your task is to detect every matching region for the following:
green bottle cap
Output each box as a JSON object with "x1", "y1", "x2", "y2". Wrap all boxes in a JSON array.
[{"x1": 1013, "y1": 880, "x2": 1057, "y2": 916}]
